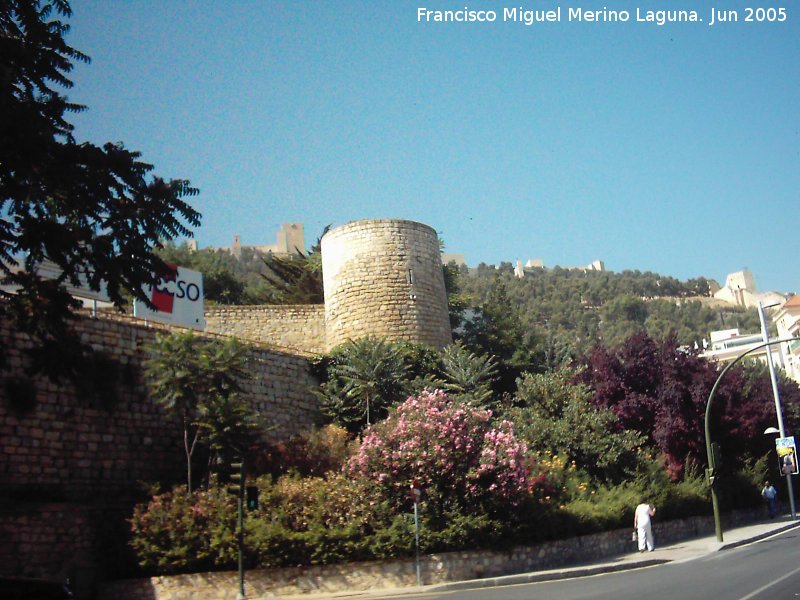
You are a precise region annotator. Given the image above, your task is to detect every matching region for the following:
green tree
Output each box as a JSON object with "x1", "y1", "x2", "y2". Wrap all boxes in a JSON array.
[
  {"x1": 443, "y1": 261, "x2": 468, "y2": 331},
  {"x1": 459, "y1": 279, "x2": 544, "y2": 395},
  {"x1": 598, "y1": 294, "x2": 648, "y2": 347},
  {"x1": 143, "y1": 332, "x2": 256, "y2": 491},
  {"x1": 255, "y1": 226, "x2": 329, "y2": 304},
  {"x1": 157, "y1": 243, "x2": 245, "y2": 305},
  {"x1": 317, "y1": 337, "x2": 411, "y2": 433},
  {"x1": 438, "y1": 341, "x2": 498, "y2": 407},
  {"x1": 510, "y1": 366, "x2": 645, "y2": 483},
  {"x1": 1, "y1": 0, "x2": 200, "y2": 377}
]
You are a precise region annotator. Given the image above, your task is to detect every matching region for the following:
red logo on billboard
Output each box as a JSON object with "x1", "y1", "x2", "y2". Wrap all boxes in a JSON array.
[{"x1": 151, "y1": 265, "x2": 177, "y2": 314}]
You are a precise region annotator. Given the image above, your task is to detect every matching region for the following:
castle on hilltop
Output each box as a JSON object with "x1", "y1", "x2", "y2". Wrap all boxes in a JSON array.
[
  {"x1": 191, "y1": 223, "x2": 306, "y2": 257},
  {"x1": 204, "y1": 219, "x2": 453, "y2": 353},
  {"x1": 710, "y1": 269, "x2": 787, "y2": 310}
]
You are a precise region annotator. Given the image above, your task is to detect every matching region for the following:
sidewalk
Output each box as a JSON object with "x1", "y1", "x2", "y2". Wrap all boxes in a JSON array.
[{"x1": 302, "y1": 517, "x2": 800, "y2": 599}]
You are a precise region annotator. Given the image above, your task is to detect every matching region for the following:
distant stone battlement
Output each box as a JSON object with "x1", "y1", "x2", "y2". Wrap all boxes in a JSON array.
[
  {"x1": 712, "y1": 269, "x2": 786, "y2": 309},
  {"x1": 515, "y1": 258, "x2": 605, "y2": 278},
  {"x1": 201, "y1": 223, "x2": 306, "y2": 257}
]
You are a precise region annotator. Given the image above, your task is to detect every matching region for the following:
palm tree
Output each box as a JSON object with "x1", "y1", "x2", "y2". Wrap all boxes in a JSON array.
[
  {"x1": 439, "y1": 341, "x2": 498, "y2": 406},
  {"x1": 319, "y1": 337, "x2": 411, "y2": 432}
]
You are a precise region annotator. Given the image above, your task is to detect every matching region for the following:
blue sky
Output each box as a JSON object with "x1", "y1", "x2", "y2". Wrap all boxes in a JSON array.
[{"x1": 66, "y1": 1, "x2": 799, "y2": 292}]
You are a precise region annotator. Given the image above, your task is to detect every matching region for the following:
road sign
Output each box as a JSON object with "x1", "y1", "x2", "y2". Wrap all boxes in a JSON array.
[{"x1": 776, "y1": 436, "x2": 798, "y2": 475}]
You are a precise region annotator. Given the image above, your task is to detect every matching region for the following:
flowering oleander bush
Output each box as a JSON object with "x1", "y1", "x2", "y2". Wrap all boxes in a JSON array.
[
  {"x1": 130, "y1": 486, "x2": 237, "y2": 574},
  {"x1": 346, "y1": 389, "x2": 533, "y2": 516},
  {"x1": 245, "y1": 472, "x2": 395, "y2": 566},
  {"x1": 130, "y1": 475, "x2": 392, "y2": 571}
]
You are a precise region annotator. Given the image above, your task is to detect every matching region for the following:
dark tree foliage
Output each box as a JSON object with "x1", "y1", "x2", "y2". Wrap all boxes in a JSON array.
[
  {"x1": 458, "y1": 279, "x2": 545, "y2": 396},
  {"x1": 579, "y1": 332, "x2": 800, "y2": 479},
  {"x1": 157, "y1": 243, "x2": 246, "y2": 305},
  {"x1": 1, "y1": 0, "x2": 200, "y2": 377},
  {"x1": 254, "y1": 226, "x2": 328, "y2": 304},
  {"x1": 442, "y1": 261, "x2": 468, "y2": 332}
]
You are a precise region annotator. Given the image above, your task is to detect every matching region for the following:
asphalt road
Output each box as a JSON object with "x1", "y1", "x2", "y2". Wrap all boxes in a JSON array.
[{"x1": 374, "y1": 528, "x2": 800, "y2": 600}]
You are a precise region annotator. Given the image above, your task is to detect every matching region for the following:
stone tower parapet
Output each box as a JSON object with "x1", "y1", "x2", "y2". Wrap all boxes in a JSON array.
[{"x1": 321, "y1": 219, "x2": 452, "y2": 350}]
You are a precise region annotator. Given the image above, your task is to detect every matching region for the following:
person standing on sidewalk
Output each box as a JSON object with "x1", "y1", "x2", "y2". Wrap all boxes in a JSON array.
[
  {"x1": 762, "y1": 481, "x2": 778, "y2": 518},
  {"x1": 634, "y1": 498, "x2": 656, "y2": 552}
]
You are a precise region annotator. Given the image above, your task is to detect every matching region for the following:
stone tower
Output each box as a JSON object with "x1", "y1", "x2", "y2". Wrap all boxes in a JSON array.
[{"x1": 321, "y1": 219, "x2": 452, "y2": 350}]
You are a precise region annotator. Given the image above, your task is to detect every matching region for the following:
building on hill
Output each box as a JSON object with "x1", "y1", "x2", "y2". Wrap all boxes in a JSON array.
[
  {"x1": 514, "y1": 258, "x2": 605, "y2": 278},
  {"x1": 200, "y1": 223, "x2": 306, "y2": 257},
  {"x1": 713, "y1": 269, "x2": 786, "y2": 309},
  {"x1": 441, "y1": 252, "x2": 467, "y2": 267},
  {"x1": 699, "y1": 327, "x2": 782, "y2": 369},
  {"x1": 774, "y1": 295, "x2": 800, "y2": 384},
  {"x1": 700, "y1": 295, "x2": 800, "y2": 386}
]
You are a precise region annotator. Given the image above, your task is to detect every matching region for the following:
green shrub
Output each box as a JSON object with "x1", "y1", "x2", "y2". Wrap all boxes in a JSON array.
[
  {"x1": 244, "y1": 473, "x2": 394, "y2": 566},
  {"x1": 560, "y1": 483, "x2": 641, "y2": 533},
  {"x1": 130, "y1": 487, "x2": 236, "y2": 574},
  {"x1": 251, "y1": 424, "x2": 354, "y2": 478}
]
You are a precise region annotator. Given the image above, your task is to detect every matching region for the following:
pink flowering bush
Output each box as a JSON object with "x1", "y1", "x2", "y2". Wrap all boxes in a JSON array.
[
  {"x1": 346, "y1": 389, "x2": 533, "y2": 515},
  {"x1": 130, "y1": 486, "x2": 237, "y2": 573}
]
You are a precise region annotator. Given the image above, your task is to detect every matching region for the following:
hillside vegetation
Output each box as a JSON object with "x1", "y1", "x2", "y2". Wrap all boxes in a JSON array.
[{"x1": 454, "y1": 262, "x2": 762, "y2": 356}]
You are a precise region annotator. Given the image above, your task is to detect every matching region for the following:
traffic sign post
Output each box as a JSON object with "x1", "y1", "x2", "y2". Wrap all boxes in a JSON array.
[
  {"x1": 227, "y1": 460, "x2": 247, "y2": 600},
  {"x1": 410, "y1": 483, "x2": 422, "y2": 587}
]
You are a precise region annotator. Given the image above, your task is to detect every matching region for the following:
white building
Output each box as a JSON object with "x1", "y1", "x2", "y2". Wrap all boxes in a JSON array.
[
  {"x1": 700, "y1": 327, "x2": 782, "y2": 369},
  {"x1": 774, "y1": 295, "x2": 800, "y2": 384}
]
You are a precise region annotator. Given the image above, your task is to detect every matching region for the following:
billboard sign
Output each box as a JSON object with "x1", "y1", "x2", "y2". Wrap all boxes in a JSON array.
[
  {"x1": 776, "y1": 436, "x2": 799, "y2": 476},
  {"x1": 134, "y1": 265, "x2": 205, "y2": 330}
]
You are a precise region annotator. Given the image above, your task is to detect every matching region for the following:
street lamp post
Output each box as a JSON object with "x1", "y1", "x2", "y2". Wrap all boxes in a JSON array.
[
  {"x1": 704, "y1": 336, "x2": 800, "y2": 542},
  {"x1": 757, "y1": 301, "x2": 796, "y2": 520}
]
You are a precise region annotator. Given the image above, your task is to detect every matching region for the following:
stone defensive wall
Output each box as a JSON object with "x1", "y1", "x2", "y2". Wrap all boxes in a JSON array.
[
  {"x1": 204, "y1": 304, "x2": 326, "y2": 354},
  {"x1": 321, "y1": 219, "x2": 452, "y2": 350},
  {"x1": 0, "y1": 310, "x2": 321, "y2": 587}
]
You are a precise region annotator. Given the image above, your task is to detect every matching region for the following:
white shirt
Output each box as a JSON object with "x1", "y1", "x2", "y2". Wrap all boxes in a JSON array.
[{"x1": 635, "y1": 503, "x2": 653, "y2": 527}]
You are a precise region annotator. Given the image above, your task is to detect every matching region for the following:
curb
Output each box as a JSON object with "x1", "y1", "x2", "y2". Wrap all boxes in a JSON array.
[
  {"x1": 428, "y1": 558, "x2": 669, "y2": 592},
  {"x1": 716, "y1": 520, "x2": 800, "y2": 551}
]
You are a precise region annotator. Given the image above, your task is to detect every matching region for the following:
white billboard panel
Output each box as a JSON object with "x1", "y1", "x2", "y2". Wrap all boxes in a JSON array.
[{"x1": 134, "y1": 265, "x2": 205, "y2": 330}]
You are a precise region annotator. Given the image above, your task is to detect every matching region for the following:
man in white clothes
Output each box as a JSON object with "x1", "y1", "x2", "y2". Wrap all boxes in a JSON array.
[{"x1": 634, "y1": 498, "x2": 656, "y2": 552}]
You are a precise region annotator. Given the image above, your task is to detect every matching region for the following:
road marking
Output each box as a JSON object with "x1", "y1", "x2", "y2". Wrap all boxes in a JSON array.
[{"x1": 737, "y1": 565, "x2": 800, "y2": 600}]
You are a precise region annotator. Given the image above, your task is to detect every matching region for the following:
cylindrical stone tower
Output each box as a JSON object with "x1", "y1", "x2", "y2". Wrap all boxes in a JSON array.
[{"x1": 321, "y1": 219, "x2": 453, "y2": 351}]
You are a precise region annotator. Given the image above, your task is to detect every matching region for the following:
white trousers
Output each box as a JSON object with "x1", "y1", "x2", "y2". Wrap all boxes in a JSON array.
[{"x1": 637, "y1": 523, "x2": 654, "y2": 551}]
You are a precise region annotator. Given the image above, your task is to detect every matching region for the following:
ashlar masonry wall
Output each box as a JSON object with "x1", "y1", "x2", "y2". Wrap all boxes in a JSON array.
[
  {"x1": 0, "y1": 311, "x2": 321, "y2": 587},
  {"x1": 321, "y1": 220, "x2": 452, "y2": 351},
  {"x1": 204, "y1": 304, "x2": 326, "y2": 354}
]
